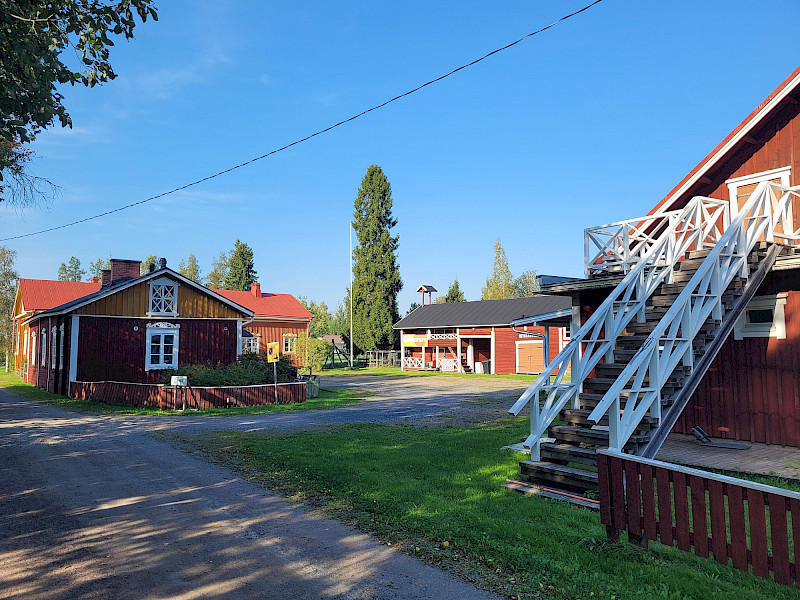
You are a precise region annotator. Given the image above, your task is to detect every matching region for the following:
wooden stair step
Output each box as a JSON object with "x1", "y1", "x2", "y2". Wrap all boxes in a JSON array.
[
  {"x1": 549, "y1": 425, "x2": 650, "y2": 447},
  {"x1": 540, "y1": 442, "x2": 598, "y2": 466},
  {"x1": 561, "y1": 408, "x2": 658, "y2": 429},
  {"x1": 519, "y1": 460, "x2": 598, "y2": 492}
]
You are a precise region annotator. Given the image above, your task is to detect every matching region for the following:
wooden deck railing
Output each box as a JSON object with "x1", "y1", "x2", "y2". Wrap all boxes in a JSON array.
[
  {"x1": 71, "y1": 380, "x2": 306, "y2": 409},
  {"x1": 597, "y1": 450, "x2": 800, "y2": 586}
]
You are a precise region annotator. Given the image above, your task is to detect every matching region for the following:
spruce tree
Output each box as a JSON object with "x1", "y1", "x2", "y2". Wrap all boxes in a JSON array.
[
  {"x1": 445, "y1": 278, "x2": 466, "y2": 302},
  {"x1": 179, "y1": 253, "x2": 202, "y2": 282},
  {"x1": 352, "y1": 165, "x2": 402, "y2": 350},
  {"x1": 223, "y1": 240, "x2": 257, "y2": 291},
  {"x1": 57, "y1": 256, "x2": 85, "y2": 281}
]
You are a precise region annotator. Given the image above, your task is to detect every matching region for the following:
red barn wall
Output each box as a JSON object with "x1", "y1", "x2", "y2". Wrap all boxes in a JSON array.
[
  {"x1": 245, "y1": 320, "x2": 309, "y2": 366},
  {"x1": 76, "y1": 317, "x2": 238, "y2": 383},
  {"x1": 675, "y1": 281, "x2": 800, "y2": 446}
]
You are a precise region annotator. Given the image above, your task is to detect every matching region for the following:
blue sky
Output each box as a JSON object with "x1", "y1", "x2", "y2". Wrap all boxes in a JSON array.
[{"x1": 3, "y1": 1, "x2": 800, "y2": 314}]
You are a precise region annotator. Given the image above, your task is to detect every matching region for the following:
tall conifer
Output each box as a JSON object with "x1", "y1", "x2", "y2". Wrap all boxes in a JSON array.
[
  {"x1": 223, "y1": 240, "x2": 257, "y2": 291},
  {"x1": 352, "y1": 165, "x2": 402, "y2": 350}
]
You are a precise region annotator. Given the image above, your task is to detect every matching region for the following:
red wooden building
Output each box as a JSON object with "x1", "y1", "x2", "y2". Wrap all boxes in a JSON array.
[
  {"x1": 510, "y1": 65, "x2": 800, "y2": 498},
  {"x1": 393, "y1": 296, "x2": 571, "y2": 375},
  {"x1": 12, "y1": 259, "x2": 254, "y2": 396},
  {"x1": 213, "y1": 283, "x2": 313, "y2": 366}
]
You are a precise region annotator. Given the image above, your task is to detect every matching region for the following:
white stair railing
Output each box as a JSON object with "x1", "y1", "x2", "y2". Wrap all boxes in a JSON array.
[
  {"x1": 509, "y1": 197, "x2": 730, "y2": 460},
  {"x1": 590, "y1": 182, "x2": 800, "y2": 453}
]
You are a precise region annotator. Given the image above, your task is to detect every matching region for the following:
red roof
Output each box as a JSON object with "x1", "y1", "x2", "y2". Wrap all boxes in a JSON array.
[
  {"x1": 213, "y1": 289, "x2": 313, "y2": 321},
  {"x1": 17, "y1": 279, "x2": 101, "y2": 314},
  {"x1": 650, "y1": 65, "x2": 800, "y2": 215}
]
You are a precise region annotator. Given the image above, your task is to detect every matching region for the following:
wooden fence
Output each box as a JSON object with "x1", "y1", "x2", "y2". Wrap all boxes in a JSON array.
[
  {"x1": 71, "y1": 380, "x2": 306, "y2": 410},
  {"x1": 597, "y1": 450, "x2": 800, "y2": 586}
]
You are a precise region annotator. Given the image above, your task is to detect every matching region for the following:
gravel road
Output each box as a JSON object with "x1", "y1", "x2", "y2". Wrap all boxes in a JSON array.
[{"x1": 0, "y1": 374, "x2": 530, "y2": 599}]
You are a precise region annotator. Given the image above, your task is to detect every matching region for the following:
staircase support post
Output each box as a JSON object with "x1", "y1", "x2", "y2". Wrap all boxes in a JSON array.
[
  {"x1": 608, "y1": 395, "x2": 621, "y2": 452},
  {"x1": 530, "y1": 397, "x2": 541, "y2": 461}
]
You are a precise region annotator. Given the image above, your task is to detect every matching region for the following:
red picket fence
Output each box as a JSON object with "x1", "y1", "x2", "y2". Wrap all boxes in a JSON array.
[
  {"x1": 597, "y1": 450, "x2": 800, "y2": 586},
  {"x1": 71, "y1": 380, "x2": 306, "y2": 409}
]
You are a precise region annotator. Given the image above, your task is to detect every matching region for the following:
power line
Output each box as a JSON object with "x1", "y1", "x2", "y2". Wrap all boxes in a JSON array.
[{"x1": 1, "y1": 0, "x2": 603, "y2": 242}]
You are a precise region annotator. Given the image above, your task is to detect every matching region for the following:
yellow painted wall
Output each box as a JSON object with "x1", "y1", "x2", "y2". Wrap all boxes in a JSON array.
[{"x1": 74, "y1": 277, "x2": 245, "y2": 319}]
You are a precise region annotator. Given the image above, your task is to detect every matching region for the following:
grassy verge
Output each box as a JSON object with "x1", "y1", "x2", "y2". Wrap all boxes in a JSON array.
[
  {"x1": 180, "y1": 420, "x2": 793, "y2": 600},
  {"x1": 0, "y1": 371, "x2": 369, "y2": 416},
  {"x1": 323, "y1": 366, "x2": 542, "y2": 382}
]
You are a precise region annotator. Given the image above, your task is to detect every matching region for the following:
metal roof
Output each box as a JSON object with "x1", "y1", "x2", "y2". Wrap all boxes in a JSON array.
[
  {"x1": 213, "y1": 289, "x2": 313, "y2": 321},
  {"x1": 393, "y1": 295, "x2": 571, "y2": 329},
  {"x1": 17, "y1": 279, "x2": 101, "y2": 315}
]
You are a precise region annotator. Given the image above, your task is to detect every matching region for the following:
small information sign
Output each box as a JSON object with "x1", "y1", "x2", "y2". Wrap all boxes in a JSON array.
[{"x1": 267, "y1": 341, "x2": 280, "y2": 363}]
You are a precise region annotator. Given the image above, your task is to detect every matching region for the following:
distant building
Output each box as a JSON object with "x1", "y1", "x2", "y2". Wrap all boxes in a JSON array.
[{"x1": 393, "y1": 296, "x2": 571, "y2": 375}]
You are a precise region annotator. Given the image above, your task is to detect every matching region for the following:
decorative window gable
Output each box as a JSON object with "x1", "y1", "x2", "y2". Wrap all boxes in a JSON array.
[{"x1": 148, "y1": 277, "x2": 178, "y2": 316}]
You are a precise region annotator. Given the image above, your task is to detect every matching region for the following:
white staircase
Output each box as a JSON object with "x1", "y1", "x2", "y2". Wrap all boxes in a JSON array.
[{"x1": 508, "y1": 182, "x2": 800, "y2": 494}]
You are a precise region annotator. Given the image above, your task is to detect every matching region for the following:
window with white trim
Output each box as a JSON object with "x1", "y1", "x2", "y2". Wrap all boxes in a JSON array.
[
  {"x1": 734, "y1": 294, "x2": 787, "y2": 340},
  {"x1": 242, "y1": 335, "x2": 260, "y2": 354},
  {"x1": 59, "y1": 324, "x2": 65, "y2": 370},
  {"x1": 145, "y1": 323, "x2": 180, "y2": 370},
  {"x1": 30, "y1": 332, "x2": 36, "y2": 366},
  {"x1": 41, "y1": 330, "x2": 47, "y2": 367},
  {"x1": 148, "y1": 277, "x2": 178, "y2": 316},
  {"x1": 726, "y1": 167, "x2": 791, "y2": 215},
  {"x1": 51, "y1": 326, "x2": 57, "y2": 369},
  {"x1": 283, "y1": 334, "x2": 297, "y2": 354}
]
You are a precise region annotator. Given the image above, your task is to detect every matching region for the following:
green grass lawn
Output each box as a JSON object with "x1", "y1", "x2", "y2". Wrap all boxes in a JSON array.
[
  {"x1": 0, "y1": 371, "x2": 369, "y2": 416},
  {"x1": 323, "y1": 366, "x2": 542, "y2": 382},
  {"x1": 181, "y1": 420, "x2": 795, "y2": 600}
]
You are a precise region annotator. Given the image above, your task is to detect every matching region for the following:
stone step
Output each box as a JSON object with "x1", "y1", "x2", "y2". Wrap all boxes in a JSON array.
[{"x1": 519, "y1": 460, "x2": 598, "y2": 493}]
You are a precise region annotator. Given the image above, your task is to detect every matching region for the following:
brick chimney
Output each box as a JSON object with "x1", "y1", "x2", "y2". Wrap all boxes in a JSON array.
[
  {"x1": 101, "y1": 269, "x2": 112, "y2": 287},
  {"x1": 251, "y1": 282, "x2": 261, "y2": 297},
  {"x1": 89, "y1": 276, "x2": 100, "y2": 284},
  {"x1": 110, "y1": 259, "x2": 141, "y2": 282}
]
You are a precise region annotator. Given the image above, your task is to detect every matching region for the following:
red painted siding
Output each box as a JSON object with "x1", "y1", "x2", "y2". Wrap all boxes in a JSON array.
[
  {"x1": 675, "y1": 288, "x2": 800, "y2": 446},
  {"x1": 494, "y1": 326, "x2": 564, "y2": 375},
  {"x1": 245, "y1": 320, "x2": 309, "y2": 366},
  {"x1": 76, "y1": 317, "x2": 238, "y2": 384}
]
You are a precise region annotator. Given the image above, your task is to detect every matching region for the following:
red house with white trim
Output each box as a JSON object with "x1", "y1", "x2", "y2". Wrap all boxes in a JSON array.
[
  {"x1": 509, "y1": 65, "x2": 800, "y2": 494},
  {"x1": 214, "y1": 283, "x2": 314, "y2": 366}
]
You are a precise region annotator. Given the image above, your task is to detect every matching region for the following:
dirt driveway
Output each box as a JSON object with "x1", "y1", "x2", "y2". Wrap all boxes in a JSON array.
[{"x1": 0, "y1": 374, "x2": 529, "y2": 599}]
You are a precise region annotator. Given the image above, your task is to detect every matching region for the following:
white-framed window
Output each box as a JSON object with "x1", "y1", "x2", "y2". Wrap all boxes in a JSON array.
[
  {"x1": 242, "y1": 335, "x2": 260, "y2": 354},
  {"x1": 734, "y1": 294, "x2": 787, "y2": 340},
  {"x1": 726, "y1": 166, "x2": 791, "y2": 216},
  {"x1": 145, "y1": 323, "x2": 180, "y2": 370},
  {"x1": 41, "y1": 330, "x2": 47, "y2": 367},
  {"x1": 283, "y1": 334, "x2": 297, "y2": 354},
  {"x1": 148, "y1": 277, "x2": 178, "y2": 316},
  {"x1": 30, "y1": 332, "x2": 36, "y2": 366},
  {"x1": 51, "y1": 326, "x2": 57, "y2": 369},
  {"x1": 59, "y1": 324, "x2": 65, "y2": 370}
]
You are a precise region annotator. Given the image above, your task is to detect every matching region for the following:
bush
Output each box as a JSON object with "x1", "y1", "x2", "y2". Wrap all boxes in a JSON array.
[
  {"x1": 296, "y1": 335, "x2": 332, "y2": 371},
  {"x1": 163, "y1": 354, "x2": 296, "y2": 387}
]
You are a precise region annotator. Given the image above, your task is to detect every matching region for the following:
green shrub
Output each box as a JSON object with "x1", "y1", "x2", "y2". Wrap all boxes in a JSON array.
[
  {"x1": 164, "y1": 354, "x2": 296, "y2": 386},
  {"x1": 296, "y1": 335, "x2": 332, "y2": 371}
]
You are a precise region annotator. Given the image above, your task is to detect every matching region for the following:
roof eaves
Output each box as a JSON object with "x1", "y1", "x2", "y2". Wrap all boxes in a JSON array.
[{"x1": 651, "y1": 66, "x2": 800, "y2": 215}]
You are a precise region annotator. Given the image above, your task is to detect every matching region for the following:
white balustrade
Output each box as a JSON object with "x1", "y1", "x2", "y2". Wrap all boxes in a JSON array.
[{"x1": 509, "y1": 196, "x2": 730, "y2": 461}]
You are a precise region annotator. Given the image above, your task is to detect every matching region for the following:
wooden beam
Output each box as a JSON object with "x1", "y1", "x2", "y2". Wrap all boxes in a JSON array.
[
  {"x1": 698, "y1": 176, "x2": 714, "y2": 185},
  {"x1": 742, "y1": 135, "x2": 758, "y2": 144}
]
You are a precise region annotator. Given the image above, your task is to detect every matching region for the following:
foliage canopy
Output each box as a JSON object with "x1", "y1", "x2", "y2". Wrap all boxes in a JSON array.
[
  {"x1": 351, "y1": 165, "x2": 402, "y2": 350},
  {"x1": 223, "y1": 240, "x2": 257, "y2": 291}
]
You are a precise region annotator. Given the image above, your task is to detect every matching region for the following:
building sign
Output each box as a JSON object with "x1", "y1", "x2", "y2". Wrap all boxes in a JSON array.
[
  {"x1": 403, "y1": 334, "x2": 428, "y2": 347},
  {"x1": 266, "y1": 341, "x2": 280, "y2": 362}
]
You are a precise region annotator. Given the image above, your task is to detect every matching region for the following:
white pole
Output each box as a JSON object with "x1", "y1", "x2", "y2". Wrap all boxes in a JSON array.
[{"x1": 349, "y1": 223, "x2": 354, "y2": 368}]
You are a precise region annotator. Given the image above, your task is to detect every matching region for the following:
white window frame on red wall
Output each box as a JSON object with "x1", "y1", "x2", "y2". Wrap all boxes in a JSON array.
[
  {"x1": 41, "y1": 330, "x2": 47, "y2": 367},
  {"x1": 59, "y1": 324, "x2": 65, "y2": 370},
  {"x1": 145, "y1": 323, "x2": 180, "y2": 370}
]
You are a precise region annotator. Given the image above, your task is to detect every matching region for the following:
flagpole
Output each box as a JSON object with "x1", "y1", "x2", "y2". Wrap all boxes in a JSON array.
[{"x1": 349, "y1": 223, "x2": 354, "y2": 369}]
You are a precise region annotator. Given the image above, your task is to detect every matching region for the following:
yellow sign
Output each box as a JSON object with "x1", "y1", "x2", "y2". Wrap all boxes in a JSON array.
[
  {"x1": 403, "y1": 334, "x2": 428, "y2": 347},
  {"x1": 266, "y1": 341, "x2": 280, "y2": 362}
]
